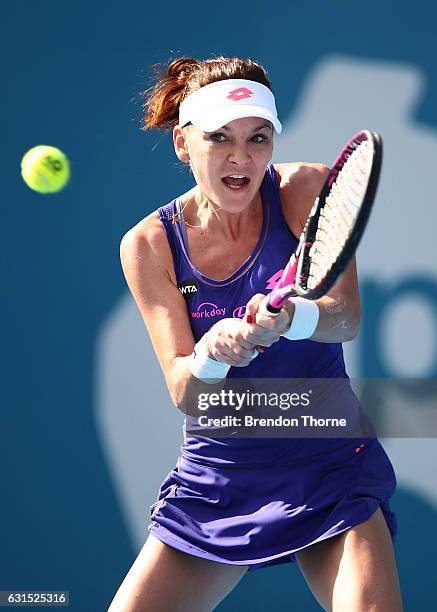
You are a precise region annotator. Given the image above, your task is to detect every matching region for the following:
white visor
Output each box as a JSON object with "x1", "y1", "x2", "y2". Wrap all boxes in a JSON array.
[{"x1": 178, "y1": 79, "x2": 282, "y2": 134}]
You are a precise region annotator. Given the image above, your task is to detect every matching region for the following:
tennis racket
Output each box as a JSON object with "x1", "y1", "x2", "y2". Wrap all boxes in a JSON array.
[{"x1": 260, "y1": 129, "x2": 382, "y2": 315}]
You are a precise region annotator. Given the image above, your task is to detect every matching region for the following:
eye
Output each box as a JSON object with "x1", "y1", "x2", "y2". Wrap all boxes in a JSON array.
[
  {"x1": 252, "y1": 134, "x2": 269, "y2": 143},
  {"x1": 208, "y1": 132, "x2": 270, "y2": 144},
  {"x1": 209, "y1": 132, "x2": 227, "y2": 142}
]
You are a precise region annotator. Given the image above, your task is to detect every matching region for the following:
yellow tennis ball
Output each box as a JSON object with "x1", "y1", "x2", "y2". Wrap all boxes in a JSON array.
[{"x1": 21, "y1": 145, "x2": 70, "y2": 194}]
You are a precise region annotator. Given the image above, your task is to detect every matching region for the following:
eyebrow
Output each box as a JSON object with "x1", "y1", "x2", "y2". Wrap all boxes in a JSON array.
[{"x1": 220, "y1": 123, "x2": 272, "y2": 132}]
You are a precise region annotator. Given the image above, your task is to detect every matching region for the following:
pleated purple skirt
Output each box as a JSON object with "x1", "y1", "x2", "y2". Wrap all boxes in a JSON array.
[{"x1": 147, "y1": 437, "x2": 397, "y2": 572}]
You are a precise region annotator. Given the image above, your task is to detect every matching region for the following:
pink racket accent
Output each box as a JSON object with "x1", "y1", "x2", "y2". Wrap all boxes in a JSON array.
[{"x1": 268, "y1": 255, "x2": 299, "y2": 309}]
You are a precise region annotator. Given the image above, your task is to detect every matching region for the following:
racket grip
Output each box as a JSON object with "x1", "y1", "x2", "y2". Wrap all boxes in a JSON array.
[{"x1": 259, "y1": 299, "x2": 281, "y2": 316}]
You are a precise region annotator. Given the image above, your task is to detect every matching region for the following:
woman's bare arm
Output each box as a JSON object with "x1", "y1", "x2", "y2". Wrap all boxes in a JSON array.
[
  {"x1": 119, "y1": 212, "x2": 257, "y2": 409},
  {"x1": 120, "y1": 213, "x2": 198, "y2": 407}
]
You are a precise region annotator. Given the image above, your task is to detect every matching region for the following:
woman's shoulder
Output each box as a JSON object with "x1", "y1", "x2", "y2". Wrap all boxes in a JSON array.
[
  {"x1": 273, "y1": 162, "x2": 329, "y2": 192},
  {"x1": 120, "y1": 206, "x2": 176, "y2": 278},
  {"x1": 273, "y1": 162, "x2": 330, "y2": 234},
  {"x1": 123, "y1": 186, "x2": 196, "y2": 244},
  {"x1": 121, "y1": 210, "x2": 163, "y2": 249}
]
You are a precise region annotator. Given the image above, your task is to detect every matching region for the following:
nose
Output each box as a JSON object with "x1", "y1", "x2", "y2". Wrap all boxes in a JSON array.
[{"x1": 227, "y1": 142, "x2": 251, "y2": 165}]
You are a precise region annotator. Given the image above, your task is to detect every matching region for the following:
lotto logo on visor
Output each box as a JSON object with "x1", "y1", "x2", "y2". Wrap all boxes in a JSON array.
[
  {"x1": 227, "y1": 87, "x2": 254, "y2": 101},
  {"x1": 178, "y1": 78, "x2": 282, "y2": 134}
]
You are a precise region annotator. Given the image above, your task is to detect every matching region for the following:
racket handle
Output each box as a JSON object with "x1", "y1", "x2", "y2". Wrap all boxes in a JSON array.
[
  {"x1": 259, "y1": 299, "x2": 281, "y2": 316},
  {"x1": 245, "y1": 300, "x2": 278, "y2": 354},
  {"x1": 245, "y1": 296, "x2": 285, "y2": 322}
]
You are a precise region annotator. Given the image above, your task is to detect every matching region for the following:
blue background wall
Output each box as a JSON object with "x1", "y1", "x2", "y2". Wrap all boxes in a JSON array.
[{"x1": 3, "y1": 1, "x2": 436, "y2": 610}]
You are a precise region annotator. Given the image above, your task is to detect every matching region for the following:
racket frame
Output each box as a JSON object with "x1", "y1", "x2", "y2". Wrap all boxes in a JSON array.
[{"x1": 266, "y1": 129, "x2": 383, "y2": 313}]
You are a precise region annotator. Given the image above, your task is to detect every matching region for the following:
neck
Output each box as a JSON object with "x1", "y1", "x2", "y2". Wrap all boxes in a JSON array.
[{"x1": 182, "y1": 187, "x2": 262, "y2": 240}]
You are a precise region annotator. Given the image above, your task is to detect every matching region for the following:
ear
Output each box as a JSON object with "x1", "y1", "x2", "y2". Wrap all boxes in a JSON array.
[{"x1": 173, "y1": 125, "x2": 190, "y2": 163}]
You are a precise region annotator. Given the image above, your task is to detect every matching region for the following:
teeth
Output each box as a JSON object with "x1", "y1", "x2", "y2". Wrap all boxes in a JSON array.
[{"x1": 228, "y1": 175, "x2": 247, "y2": 179}]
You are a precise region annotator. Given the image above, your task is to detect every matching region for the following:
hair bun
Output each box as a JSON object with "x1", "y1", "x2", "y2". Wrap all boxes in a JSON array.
[{"x1": 167, "y1": 57, "x2": 199, "y2": 80}]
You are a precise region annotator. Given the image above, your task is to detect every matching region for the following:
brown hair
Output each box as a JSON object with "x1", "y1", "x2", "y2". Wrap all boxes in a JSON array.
[{"x1": 140, "y1": 55, "x2": 272, "y2": 131}]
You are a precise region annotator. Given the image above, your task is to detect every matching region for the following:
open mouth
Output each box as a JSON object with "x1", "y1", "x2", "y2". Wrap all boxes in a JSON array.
[{"x1": 221, "y1": 175, "x2": 250, "y2": 190}]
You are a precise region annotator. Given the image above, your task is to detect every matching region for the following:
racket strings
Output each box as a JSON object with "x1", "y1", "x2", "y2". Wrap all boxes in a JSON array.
[{"x1": 307, "y1": 140, "x2": 373, "y2": 289}]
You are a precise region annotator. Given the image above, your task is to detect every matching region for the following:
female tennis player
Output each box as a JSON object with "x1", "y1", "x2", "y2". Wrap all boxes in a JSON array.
[{"x1": 108, "y1": 56, "x2": 403, "y2": 611}]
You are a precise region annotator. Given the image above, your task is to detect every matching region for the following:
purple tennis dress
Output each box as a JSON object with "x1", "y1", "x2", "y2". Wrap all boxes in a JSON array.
[{"x1": 148, "y1": 164, "x2": 398, "y2": 571}]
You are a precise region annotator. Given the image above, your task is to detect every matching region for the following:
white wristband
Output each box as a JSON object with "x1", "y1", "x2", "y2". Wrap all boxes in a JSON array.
[
  {"x1": 188, "y1": 337, "x2": 231, "y2": 383},
  {"x1": 281, "y1": 297, "x2": 320, "y2": 340}
]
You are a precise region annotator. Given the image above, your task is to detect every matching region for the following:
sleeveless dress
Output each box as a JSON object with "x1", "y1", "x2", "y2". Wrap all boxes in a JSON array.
[{"x1": 147, "y1": 164, "x2": 398, "y2": 571}]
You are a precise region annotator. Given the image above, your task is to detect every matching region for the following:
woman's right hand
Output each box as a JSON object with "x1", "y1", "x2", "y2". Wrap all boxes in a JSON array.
[{"x1": 204, "y1": 318, "x2": 260, "y2": 367}]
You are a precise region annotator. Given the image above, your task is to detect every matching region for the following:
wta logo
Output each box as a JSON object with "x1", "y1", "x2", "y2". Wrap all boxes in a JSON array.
[
  {"x1": 178, "y1": 278, "x2": 199, "y2": 302},
  {"x1": 191, "y1": 302, "x2": 226, "y2": 319}
]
